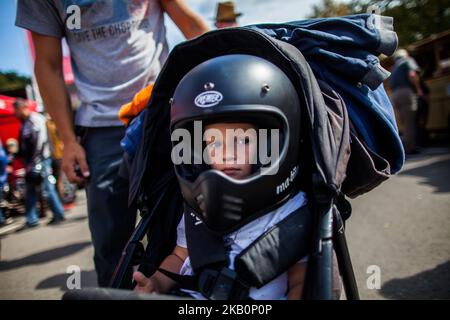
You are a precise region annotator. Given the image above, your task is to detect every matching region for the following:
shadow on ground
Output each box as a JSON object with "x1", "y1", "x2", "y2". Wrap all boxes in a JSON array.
[
  {"x1": 0, "y1": 241, "x2": 91, "y2": 271},
  {"x1": 36, "y1": 269, "x2": 97, "y2": 291},
  {"x1": 380, "y1": 260, "x2": 450, "y2": 299},
  {"x1": 399, "y1": 158, "x2": 450, "y2": 193}
]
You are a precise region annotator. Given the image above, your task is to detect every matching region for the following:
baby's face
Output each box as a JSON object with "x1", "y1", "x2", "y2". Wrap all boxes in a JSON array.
[{"x1": 204, "y1": 122, "x2": 257, "y2": 180}]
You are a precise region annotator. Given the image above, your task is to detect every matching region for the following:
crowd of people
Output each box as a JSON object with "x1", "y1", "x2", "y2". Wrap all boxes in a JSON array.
[{"x1": 0, "y1": 99, "x2": 70, "y2": 228}]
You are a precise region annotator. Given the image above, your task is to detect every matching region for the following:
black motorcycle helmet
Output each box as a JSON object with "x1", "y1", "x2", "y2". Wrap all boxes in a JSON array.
[{"x1": 170, "y1": 54, "x2": 301, "y2": 234}]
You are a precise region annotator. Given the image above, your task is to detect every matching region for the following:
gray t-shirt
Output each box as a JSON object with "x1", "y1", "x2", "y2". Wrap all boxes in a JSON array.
[
  {"x1": 16, "y1": 0, "x2": 169, "y2": 127},
  {"x1": 389, "y1": 57, "x2": 420, "y2": 91}
]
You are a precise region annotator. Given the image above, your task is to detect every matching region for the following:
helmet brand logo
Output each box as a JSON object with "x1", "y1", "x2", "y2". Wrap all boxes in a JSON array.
[{"x1": 194, "y1": 91, "x2": 223, "y2": 108}]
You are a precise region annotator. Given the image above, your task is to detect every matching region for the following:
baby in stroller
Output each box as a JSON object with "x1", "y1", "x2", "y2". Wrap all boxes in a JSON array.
[{"x1": 132, "y1": 54, "x2": 333, "y2": 300}]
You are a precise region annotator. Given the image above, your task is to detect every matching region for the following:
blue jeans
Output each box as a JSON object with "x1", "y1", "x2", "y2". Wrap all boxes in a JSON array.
[
  {"x1": 0, "y1": 186, "x2": 4, "y2": 224},
  {"x1": 25, "y1": 158, "x2": 65, "y2": 225},
  {"x1": 81, "y1": 126, "x2": 137, "y2": 287}
]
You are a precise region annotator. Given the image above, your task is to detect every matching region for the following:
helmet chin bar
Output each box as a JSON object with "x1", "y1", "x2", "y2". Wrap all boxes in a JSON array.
[{"x1": 178, "y1": 160, "x2": 299, "y2": 235}]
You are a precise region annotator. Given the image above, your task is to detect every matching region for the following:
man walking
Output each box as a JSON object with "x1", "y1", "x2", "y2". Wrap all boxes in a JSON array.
[
  {"x1": 14, "y1": 99, "x2": 65, "y2": 227},
  {"x1": 16, "y1": 0, "x2": 209, "y2": 286},
  {"x1": 389, "y1": 49, "x2": 423, "y2": 154}
]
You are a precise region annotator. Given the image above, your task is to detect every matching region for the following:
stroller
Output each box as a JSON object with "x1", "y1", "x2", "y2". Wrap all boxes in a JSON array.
[{"x1": 65, "y1": 14, "x2": 403, "y2": 300}]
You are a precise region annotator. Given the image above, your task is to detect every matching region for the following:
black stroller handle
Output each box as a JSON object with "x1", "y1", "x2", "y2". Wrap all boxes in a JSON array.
[
  {"x1": 62, "y1": 288, "x2": 191, "y2": 300},
  {"x1": 109, "y1": 189, "x2": 167, "y2": 288},
  {"x1": 333, "y1": 206, "x2": 359, "y2": 300}
]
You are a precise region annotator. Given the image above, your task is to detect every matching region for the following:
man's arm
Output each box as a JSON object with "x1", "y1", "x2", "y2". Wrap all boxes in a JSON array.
[
  {"x1": 407, "y1": 58, "x2": 424, "y2": 97},
  {"x1": 21, "y1": 127, "x2": 38, "y2": 166},
  {"x1": 408, "y1": 69, "x2": 424, "y2": 97},
  {"x1": 32, "y1": 32, "x2": 89, "y2": 183},
  {"x1": 160, "y1": 0, "x2": 209, "y2": 40}
]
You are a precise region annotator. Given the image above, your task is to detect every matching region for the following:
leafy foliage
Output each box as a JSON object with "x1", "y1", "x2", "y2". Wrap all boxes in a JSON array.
[
  {"x1": 0, "y1": 71, "x2": 31, "y2": 91},
  {"x1": 309, "y1": 0, "x2": 450, "y2": 47}
]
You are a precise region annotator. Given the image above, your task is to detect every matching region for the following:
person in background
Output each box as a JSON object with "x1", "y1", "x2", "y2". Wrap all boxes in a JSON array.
[
  {"x1": 16, "y1": 0, "x2": 209, "y2": 286},
  {"x1": 214, "y1": 1, "x2": 242, "y2": 29},
  {"x1": 5, "y1": 139, "x2": 19, "y2": 162},
  {"x1": 389, "y1": 49, "x2": 423, "y2": 155},
  {"x1": 416, "y1": 76, "x2": 430, "y2": 148},
  {"x1": 13, "y1": 98, "x2": 65, "y2": 227},
  {"x1": 0, "y1": 140, "x2": 9, "y2": 227},
  {"x1": 3, "y1": 138, "x2": 25, "y2": 221},
  {"x1": 46, "y1": 115, "x2": 65, "y2": 201}
]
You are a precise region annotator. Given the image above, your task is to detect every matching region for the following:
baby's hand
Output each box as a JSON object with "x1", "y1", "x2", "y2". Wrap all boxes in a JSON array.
[{"x1": 133, "y1": 271, "x2": 158, "y2": 294}]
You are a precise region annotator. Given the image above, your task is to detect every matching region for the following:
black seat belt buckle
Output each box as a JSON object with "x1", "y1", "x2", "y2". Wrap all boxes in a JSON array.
[{"x1": 199, "y1": 268, "x2": 249, "y2": 300}]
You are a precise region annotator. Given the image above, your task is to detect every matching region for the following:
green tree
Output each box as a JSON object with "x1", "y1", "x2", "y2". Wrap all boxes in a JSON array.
[
  {"x1": 310, "y1": 0, "x2": 450, "y2": 47},
  {"x1": 0, "y1": 71, "x2": 31, "y2": 91},
  {"x1": 351, "y1": 0, "x2": 450, "y2": 46},
  {"x1": 309, "y1": 0, "x2": 353, "y2": 18}
]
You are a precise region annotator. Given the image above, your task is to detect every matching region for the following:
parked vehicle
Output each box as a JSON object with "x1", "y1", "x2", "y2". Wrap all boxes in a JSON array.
[{"x1": 409, "y1": 30, "x2": 450, "y2": 136}]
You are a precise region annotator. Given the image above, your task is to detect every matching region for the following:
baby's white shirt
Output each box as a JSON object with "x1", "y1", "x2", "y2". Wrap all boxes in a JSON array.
[{"x1": 176, "y1": 191, "x2": 308, "y2": 300}]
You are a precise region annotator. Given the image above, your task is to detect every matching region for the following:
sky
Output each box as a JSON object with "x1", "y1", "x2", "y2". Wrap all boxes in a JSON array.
[
  {"x1": 0, "y1": 0, "x2": 344, "y2": 77},
  {"x1": 0, "y1": 0, "x2": 34, "y2": 76}
]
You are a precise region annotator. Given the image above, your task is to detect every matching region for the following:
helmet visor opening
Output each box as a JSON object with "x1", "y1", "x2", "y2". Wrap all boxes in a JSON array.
[{"x1": 171, "y1": 111, "x2": 287, "y2": 182}]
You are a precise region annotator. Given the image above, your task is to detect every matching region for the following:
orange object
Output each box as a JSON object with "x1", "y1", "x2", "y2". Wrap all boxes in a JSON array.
[{"x1": 118, "y1": 83, "x2": 154, "y2": 126}]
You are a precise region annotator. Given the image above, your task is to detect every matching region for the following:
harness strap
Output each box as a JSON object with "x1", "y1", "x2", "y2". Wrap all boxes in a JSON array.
[
  {"x1": 155, "y1": 267, "x2": 251, "y2": 300},
  {"x1": 234, "y1": 204, "x2": 312, "y2": 288},
  {"x1": 156, "y1": 267, "x2": 199, "y2": 291},
  {"x1": 184, "y1": 204, "x2": 229, "y2": 273}
]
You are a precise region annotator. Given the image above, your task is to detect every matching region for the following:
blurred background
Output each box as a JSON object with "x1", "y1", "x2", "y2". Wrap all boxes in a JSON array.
[{"x1": 0, "y1": 0, "x2": 449, "y2": 300}]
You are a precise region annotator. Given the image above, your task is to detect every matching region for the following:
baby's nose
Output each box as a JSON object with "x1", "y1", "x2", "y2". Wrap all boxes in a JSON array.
[{"x1": 223, "y1": 144, "x2": 236, "y2": 161}]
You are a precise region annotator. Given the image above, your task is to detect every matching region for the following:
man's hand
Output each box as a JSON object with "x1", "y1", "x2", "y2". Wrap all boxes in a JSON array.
[
  {"x1": 133, "y1": 271, "x2": 159, "y2": 294},
  {"x1": 417, "y1": 88, "x2": 425, "y2": 98},
  {"x1": 408, "y1": 70, "x2": 424, "y2": 97},
  {"x1": 32, "y1": 31, "x2": 87, "y2": 183},
  {"x1": 62, "y1": 140, "x2": 90, "y2": 184}
]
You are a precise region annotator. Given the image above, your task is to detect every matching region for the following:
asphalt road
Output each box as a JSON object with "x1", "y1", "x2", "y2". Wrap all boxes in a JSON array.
[
  {"x1": 0, "y1": 192, "x2": 97, "y2": 299},
  {"x1": 0, "y1": 147, "x2": 449, "y2": 300},
  {"x1": 347, "y1": 147, "x2": 450, "y2": 299}
]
